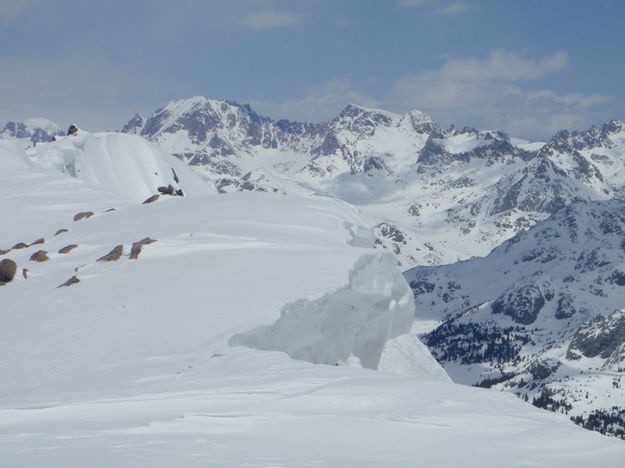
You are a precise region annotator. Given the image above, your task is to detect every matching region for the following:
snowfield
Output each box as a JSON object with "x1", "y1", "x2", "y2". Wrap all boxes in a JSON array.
[{"x1": 1, "y1": 133, "x2": 625, "y2": 466}]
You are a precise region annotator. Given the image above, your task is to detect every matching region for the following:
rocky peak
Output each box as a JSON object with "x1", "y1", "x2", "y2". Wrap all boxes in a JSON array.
[
  {"x1": 398, "y1": 109, "x2": 437, "y2": 134},
  {"x1": 333, "y1": 104, "x2": 399, "y2": 136},
  {"x1": 137, "y1": 97, "x2": 279, "y2": 152},
  {"x1": 603, "y1": 118, "x2": 625, "y2": 134},
  {"x1": 121, "y1": 113, "x2": 146, "y2": 134},
  {"x1": 542, "y1": 119, "x2": 625, "y2": 154}
]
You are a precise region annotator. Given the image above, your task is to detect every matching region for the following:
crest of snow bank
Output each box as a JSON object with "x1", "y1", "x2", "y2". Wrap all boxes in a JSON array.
[
  {"x1": 232, "y1": 252, "x2": 447, "y2": 380},
  {"x1": 0, "y1": 139, "x2": 32, "y2": 169},
  {"x1": 27, "y1": 131, "x2": 212, "y2": 201}
]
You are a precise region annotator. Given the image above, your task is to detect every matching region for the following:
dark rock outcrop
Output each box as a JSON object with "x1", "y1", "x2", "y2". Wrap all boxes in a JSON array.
[
  {"x1": 58, "y1": 276, "x2": 80, "y2": 288},
  {"x1": 143, "y1": 194, "x2": 160, "y2": 204},
  {"x1": 567, "y1": 310, "x2": 625, "y2": 360},
  {"x1": 129, "y1": 237, "x2": 156, "y2": 259},
  {"x1": 73, "y1": 211, "x2": 94, "y2": 222},
  {"x1": 157, "y1": 184, "x2": 175, "y2": 195},
  {"x1": 97, "y1": 245, "x2": 124, "y2": 262},
  {"x1": 58, "y1": 244, "x2": 79, "y2": 254},
  {"x1": 30, "y1": 250, "x2": 49, "y2": 262},
  {"x1": 0, "y1": 259, "x2": 17, "y2": 284}
]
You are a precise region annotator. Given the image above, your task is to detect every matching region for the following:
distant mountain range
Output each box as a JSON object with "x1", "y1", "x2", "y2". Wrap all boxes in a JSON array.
[
  {"x1": 116, "y1": 97, "x2": 625, "y2": 266},
  {"x1": 3, "y1": 97, "x2": 625, "y2": 437}
]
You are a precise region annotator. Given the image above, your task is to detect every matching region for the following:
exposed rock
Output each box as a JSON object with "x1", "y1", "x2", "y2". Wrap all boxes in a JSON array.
[
  {"x1": 567, "y1": 310, "x2": 625, "y2": 360},
  {"x1": 529, "y1": 360, "x2": 560, "y2": 380},
  {"x1": 555, "y1": 294, "x2": 577, "y2": 319},
  {"x1": 29, "y1": 238, "x2": 45, "y2": 246},
  {"x1": 58, "y1": 275, "x2": 80, "y2": 288},
  {"x1": 73, "y1": 211, "x2": 94, "y2": 222},
  {"x1": 66, "y1": 124, "x2": 79, "y2": 136},
  {"x1": 97, "y1": 245, "x2": 124, "y2": 262},
  {"x1": 54, "y1": 228, "x2": 69, "y2": 236},
  {"x1": 104, "y1": 208, "x2": 116, "y2": 213},
  {"x1": 22, "y1": 268, "x2": 28, "y2": 279},
  {"x1": 491, "y1": 282, "x2": 552, "y2": 325},
  {"x1": 157, "y1": 184, "x2": 175, "y2": 195},
  {"x1": 175, "y1": 189, "x2": 184, "y2": 196},
  {"x1": 12, "y1": 242, "x2": 28, "y2": 250},
  {"x1": 129, "y1": 237, "x2": 156, "y2": 259},
  {"x1": 58, "y1": 244, "x2": 79, "y2": 254},
  {"x1": 0, "y1": 249, "x2": 8, "y2": 256},
  {"x1": 30, "y1": 250, "x2": 49, "y2": 262},
  {"x1": 121, "y1": 113, "x2": 145, "y2": 134},
  {"x1": 0, "y1": 259, "x2": 17, "y2": 283},
  {"x1": 143, "y1": 194, "x2": 160, "y2": 204},
  {"x1": 171, "y1": 168, "x2": 180, "y2": 183}
]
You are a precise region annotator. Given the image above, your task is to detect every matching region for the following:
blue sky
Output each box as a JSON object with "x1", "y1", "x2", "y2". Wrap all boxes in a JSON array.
[{"x1": 0, "y1": 0, "x2": 623, "y2": 138}]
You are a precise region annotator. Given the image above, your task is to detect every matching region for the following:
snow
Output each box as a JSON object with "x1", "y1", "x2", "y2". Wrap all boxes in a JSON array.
[
  {"x1": 2, "y1": 134, "x2": 625, "y2": 466},
  {"x1": 26, "y1": 131, "x2": 213, "y2": 201},
  {"x1": 510, "y1": 137, "x2": 546, "y2": 151},
  {"x1": 231, "y1": 253, "x2": 415, "y2": 369}
]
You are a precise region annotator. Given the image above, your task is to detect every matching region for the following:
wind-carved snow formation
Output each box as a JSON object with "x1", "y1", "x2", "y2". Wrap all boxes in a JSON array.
[
  {"x1": 232, "y1": 252, "x2": 446, "y2": 381},
  {"x1": 25, "y1": 129, "x2": 212, "y2": 201}
]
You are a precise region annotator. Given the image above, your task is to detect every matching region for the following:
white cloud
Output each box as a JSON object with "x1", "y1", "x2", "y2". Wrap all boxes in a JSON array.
[
  {"x1": 384, "y1": 50, "x2": 611, "y2": 138},
  {"x1": 397, "y1": 0, "x2": 471, "y2": 15},
  {"x1": 0, "y1": 0, "x2": 39, "y2": 21},
  {"x1": 250, "y1": 79, "x2": 380, "y2": 122},
  {"x1": 0, "y1": 56, "x2": 189, "y2": 131},
  {"x1": 435, "y1": 50, "x2": 569, "y2": 82},
  {"x1": 241, "y1": 10, "x2": 303, "y2": 30},
  {"x1": 438, "y1": 1, "x2": 469, "y2": 15},
  {"x1": 398, "y1": 0, "x2": 435, "y2": 6},
  {"x1": 527, "y1": 90, "x2": 612, "y2": 108},
  {"x1": 248, "y1": 50, "x2": 614, "y2": 138}
]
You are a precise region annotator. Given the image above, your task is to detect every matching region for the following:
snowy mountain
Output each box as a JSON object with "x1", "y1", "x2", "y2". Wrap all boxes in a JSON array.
[
  {"x1": 1, "y1": 118, "x2": 64, "y2": 146},
  {"x1": 3, "y1": 133, "x2": 625, "y2": 465},
  {"x1": 124, "y1": 97, "x2": 625, "y2": 266},
  {"x1": 404, "y1": 199, "x2": 625, "y2": 437}
]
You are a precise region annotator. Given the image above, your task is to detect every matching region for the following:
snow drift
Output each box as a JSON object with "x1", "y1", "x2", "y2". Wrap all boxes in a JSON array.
[
  {"x1": 232, "y1": 253, "x2": 419, "y2": 370},
  {"x1": 27, "y1": 130, "x2": 212, "y2": 201}
]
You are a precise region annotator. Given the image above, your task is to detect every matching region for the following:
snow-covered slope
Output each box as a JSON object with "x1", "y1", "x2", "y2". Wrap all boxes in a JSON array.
[
  {"x1": 124, "y1": 97, "x2": 625, "y2": 266},
  {"x1": 2, "y1": 140, "x2": 624, "y2": 466},
  {"x1": 26, "y1": 129, "x2": 213, "y2": 201},
  {"x1": 405, "y1": 199, "x2": 625, "y2": 437}
]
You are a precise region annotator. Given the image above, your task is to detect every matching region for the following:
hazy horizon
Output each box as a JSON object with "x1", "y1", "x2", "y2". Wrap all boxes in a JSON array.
[{"x1": 1, "y1": 0, "x2": 623, "y2": 139}]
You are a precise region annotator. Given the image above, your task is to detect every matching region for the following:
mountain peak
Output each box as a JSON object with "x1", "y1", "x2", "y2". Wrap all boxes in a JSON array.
[
  {"x1": 1, "y1": 118, "x2": 63, "y2": 145},
  {"x1": 338, "y1": 103, "x2": 400, "y2": 120},
  {"x1": 604, "y1": 118, "x2": 625, "y2": 134}
]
